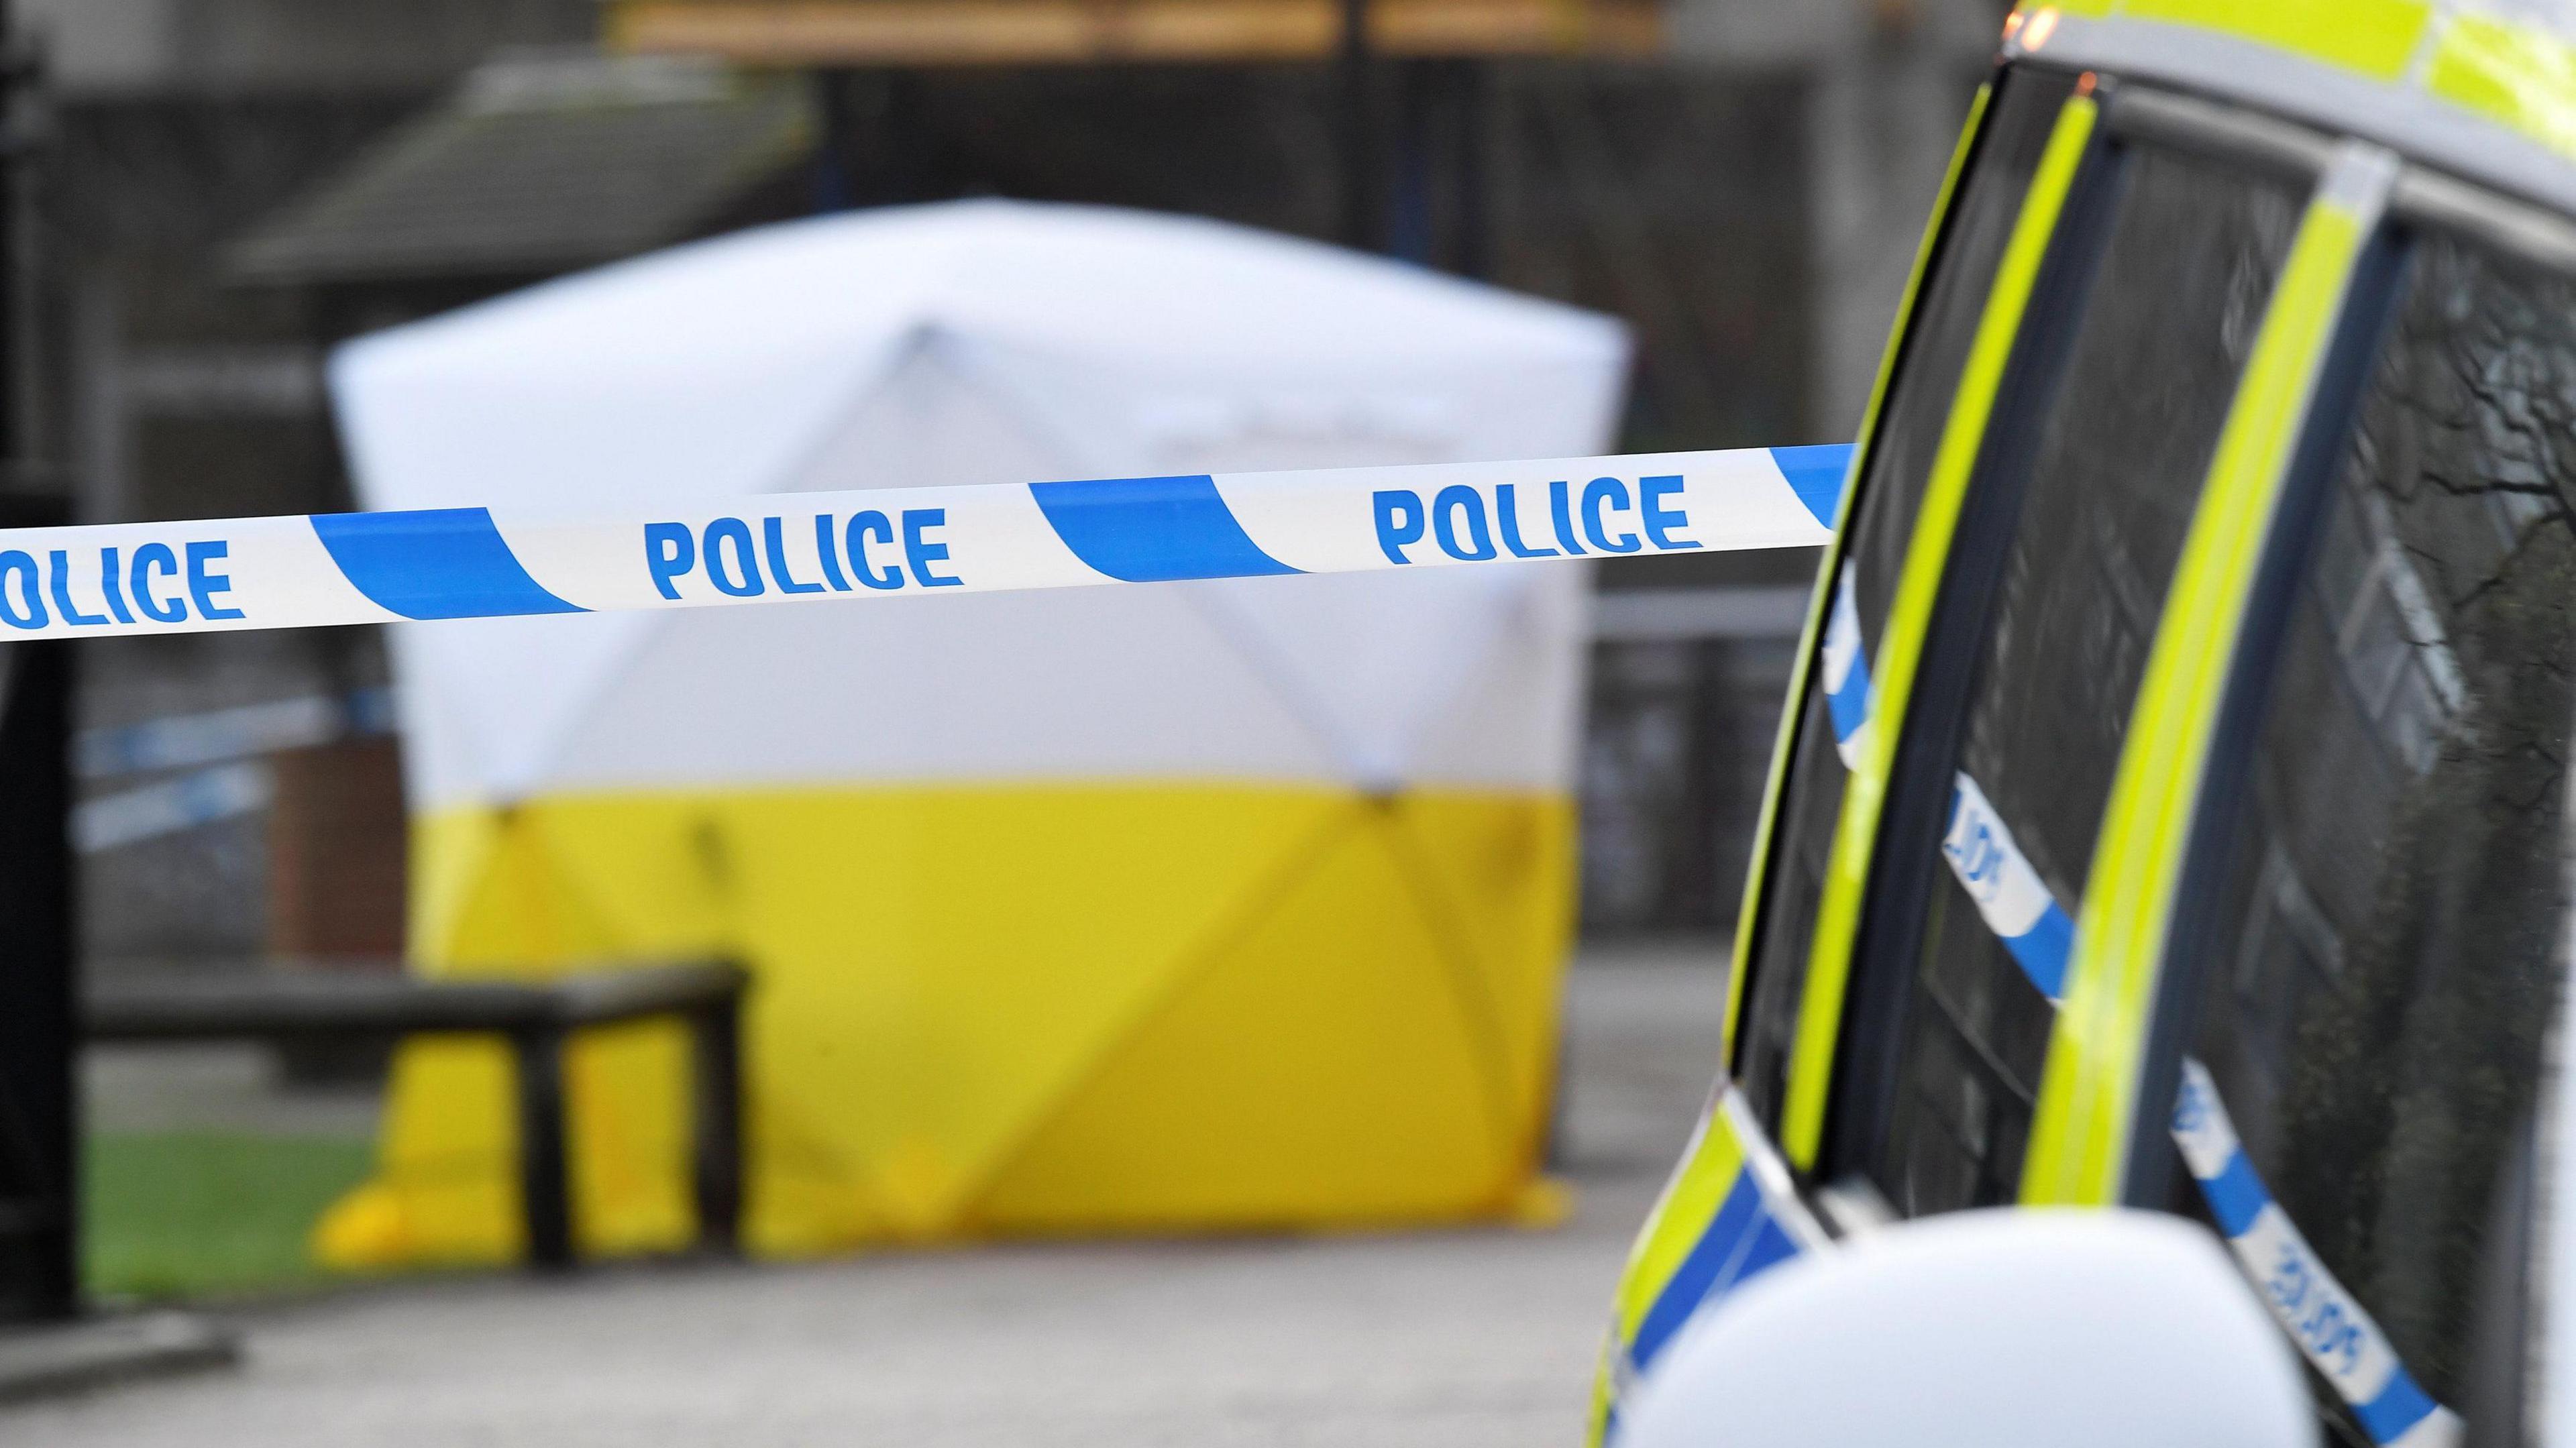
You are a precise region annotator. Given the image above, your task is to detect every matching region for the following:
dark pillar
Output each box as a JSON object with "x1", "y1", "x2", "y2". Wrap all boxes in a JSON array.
[
  {"x1": 689, "y1": 995, "x2": 744, "y2": 1254},
  {"x1": 1450, "y1": 60, "x2": 1492, "y2": 280},
  {"x1": 0, "y1": 0, "x2": 77, "y2": 1326},
  {"x1": 1337, "y1": 0, "x2": 1380, "y2": 250},
  {"x1": 1389, "y1": 60, "x2": 1434, "y2": 264},
  {"x1": 1388, "y1": 59, "x2": 1493, "y2": 276},
  {"x1": 811, "y1": 69, "x2": 859, "y2": 213},
  {"x1": 0, "y1": 538, "x2": 77, "y2": 1323},
  {"x1": 814, "y1": 69, "x2": 931, "y2": 213},
  {"x1": 511, "y1": 1026, "x2": 575, "y2": 1271}
]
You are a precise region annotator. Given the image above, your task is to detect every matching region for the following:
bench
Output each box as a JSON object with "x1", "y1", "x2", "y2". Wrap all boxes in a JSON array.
[{"x1": 84, "y1": 960, "x2": 749, "y2": 1271}]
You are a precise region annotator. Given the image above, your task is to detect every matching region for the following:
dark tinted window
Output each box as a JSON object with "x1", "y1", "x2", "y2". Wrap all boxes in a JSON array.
[
  {"x1": 2165, "y1": 223, "x2": 2576, "y2": 1433},
  {"x1": 1858, "y1": 145, "x2": 2302, "y2": 1215},
  {"x1": 1733, "y1": 67, "x2": 2077, "y2": 1130}
]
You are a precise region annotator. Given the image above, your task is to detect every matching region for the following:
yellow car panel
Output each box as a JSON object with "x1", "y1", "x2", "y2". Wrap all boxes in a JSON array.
[
  {"x1": 1588, "y1": 1091, "x2": 1822, "y2": 1446},
  {"x1": 2114, "y1": 0, "x2": 2431, "y2": 82},
  {"x1": 2023, "y1": 157, "x2": 2386, "y2": 1205},
  {"x1": 2427, "y1": 13, "x2": 2576, "y2": 163},
  {"x1": 1716, "y1": 83, "x2": 1994, "y2": 1063}
]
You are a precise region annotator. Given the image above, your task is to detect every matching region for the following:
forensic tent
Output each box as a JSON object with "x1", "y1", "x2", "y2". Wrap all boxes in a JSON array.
[{"x1": 316, "y1": 199, "x2": 1627, "y2": 1265}]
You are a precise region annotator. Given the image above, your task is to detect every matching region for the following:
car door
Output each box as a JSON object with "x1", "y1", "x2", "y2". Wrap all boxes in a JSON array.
[
  {"x1": 1803, "y1": 84, "x2": 2326, "y2": 1219},
  {"x1": 1594, "y1": 63, "x2": 2327, "y2": 1443},
  {"x1": 1726, "y1": 61, "x2": 2085, "y2": 1160},
  {"x1": 2132, "y1": 160, "x2": 2576, "y2": 1448}
]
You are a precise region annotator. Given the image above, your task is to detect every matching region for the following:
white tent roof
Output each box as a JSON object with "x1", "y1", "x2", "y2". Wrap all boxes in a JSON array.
[{"x1": 331, "y1": 200, "x2": 1629, "y2": 810}]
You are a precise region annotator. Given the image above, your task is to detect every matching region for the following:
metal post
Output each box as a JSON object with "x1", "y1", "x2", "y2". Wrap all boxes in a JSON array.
[
  {"x1": 0, "y1": 0, "x2": 34, "y2": 482},
  {"x1": 1337, "y1": 0, "x2": 1379, "y2": 250},
  {"x1": 810, "y1": 69, "x2": 857, "y2": 213},
  {"x1": 0, "y1": 604, "x2": 75, "y2": 1323},
  {"x1": 0, "y1": 0, "x2": 71, "y2": 1318},
  {"x1": 0, "y1": 0, "x2": 14, "y2": 474},
  {"x1": 1389, "y1": 60, "x2": 1434, "y2": 266},
  {"x1": 1452, "y1": 60, "x2": 1491, "y2": 280},
  {"x1": 689, "y1": 997, "x2": 744, "y2": 1254},
  {"x1": 510, "y1": 1026, "x2": 575, "y2": 1271}
]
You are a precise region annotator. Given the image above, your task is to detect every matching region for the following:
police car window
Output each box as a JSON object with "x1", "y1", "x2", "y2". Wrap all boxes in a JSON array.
[
  {"x1": 1733, "y1": 66, "x2": 2077, "y2": 1131},
  {"x1": 2160, "y1": 219, "x2": 2576, "y2": 1440},
  {"x1": 1854, "y1": 143, "x2": 2302, "y2": 1215}
]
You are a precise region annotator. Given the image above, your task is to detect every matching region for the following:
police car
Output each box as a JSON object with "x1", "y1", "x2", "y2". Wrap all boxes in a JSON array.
[{"x1": 1593, "y1": 3, "x2": 2576, "y2": 1444}]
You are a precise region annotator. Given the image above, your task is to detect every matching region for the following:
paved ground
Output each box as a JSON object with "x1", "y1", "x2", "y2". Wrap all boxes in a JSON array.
[{"x1": 11, "y1": 942, "x2": 1729, "y2": 1447}]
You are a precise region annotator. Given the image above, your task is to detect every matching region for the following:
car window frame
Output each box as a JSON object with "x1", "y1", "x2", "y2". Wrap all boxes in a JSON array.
[
  {"x1": 1721, "y1": 63, "x2": 2078, "y2": 1133},
  {"x1": 1814, "y1": 82, "x2": 2338, "y2": 1199},
  {"x1": 1770, "y1": 72, "x2": 2109, "y2": 1170}
]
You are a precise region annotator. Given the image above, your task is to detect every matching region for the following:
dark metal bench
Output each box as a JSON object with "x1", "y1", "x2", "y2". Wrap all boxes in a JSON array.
[{"x1": 83, "y1": 960, "x2": 749, "y2": 1272}]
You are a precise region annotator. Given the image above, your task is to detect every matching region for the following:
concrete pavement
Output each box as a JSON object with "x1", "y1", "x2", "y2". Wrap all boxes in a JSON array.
[{"x1": 9, "y1": 942, "x2": 1728, "y2": 1447}]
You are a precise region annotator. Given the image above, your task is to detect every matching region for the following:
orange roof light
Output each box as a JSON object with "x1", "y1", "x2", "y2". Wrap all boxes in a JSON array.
[{"x1": 2021, "y1": 7, "x2": 2061, "y2": 52}]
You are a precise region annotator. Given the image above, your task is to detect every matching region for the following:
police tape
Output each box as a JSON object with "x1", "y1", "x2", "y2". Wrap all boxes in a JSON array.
[
  {"x1": 72, "y1": 760, "x2": 272, "y2": 853},
  {"x1": 1824, "y1": 593, "x2": 2464, "y2": 1447},
  {"x1": 2172, "y1": 1063, "x2": 2459, "y2": 1448},
  {"x1": 1936, "y1": 771, "x2": 2457, "y2": 1445},
  {"x1": 0, "y1": 445, "x2": 1848, "y2": 641},
  {"x1": 1937, "y1": 759, "x2": 2457, "y2": 1445},
  {"x1": 77, "y1": 687, "x2": 394, "y2": 777},
  {"x1": 1937, "y1": 773, "x2": 2076, "y2": 1000}
]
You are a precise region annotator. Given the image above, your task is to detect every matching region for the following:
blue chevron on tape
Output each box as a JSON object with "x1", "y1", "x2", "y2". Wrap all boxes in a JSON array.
[
  {"x1": 1768, "y1": 445, "x2": 1851, "y2": 530},
  {"x1": 1029, "y1": 474, "x2": 1303, "y2": 583},
  {"x1": 311, "y1": 508, "x2": 585, "y2": 621}
]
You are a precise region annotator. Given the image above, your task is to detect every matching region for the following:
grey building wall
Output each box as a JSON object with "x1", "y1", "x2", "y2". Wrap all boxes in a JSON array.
[
  {"x1": 1576, "y1": 0, "x2": 1998, "y2": 934},
  {"x1": 22, "y1": 0, "x2": 594, "y2": 93},
  {"x1": 1669, "y1": 0, "x2": 2001, "y2": 439}
]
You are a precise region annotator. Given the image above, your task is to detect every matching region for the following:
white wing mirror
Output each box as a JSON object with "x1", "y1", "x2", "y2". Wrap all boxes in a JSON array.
[{"x1": 1619, "y1": 1208, "x2": 2313, "y2": 1448}]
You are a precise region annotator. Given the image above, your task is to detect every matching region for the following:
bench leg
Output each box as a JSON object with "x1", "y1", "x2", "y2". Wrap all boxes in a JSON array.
[
  {"x1": 511, "y1": 1026, "x2": 575, "y2": 1271},
  {"x1": 690, "y1": 999, "x2": 744, "y2": 1255}
]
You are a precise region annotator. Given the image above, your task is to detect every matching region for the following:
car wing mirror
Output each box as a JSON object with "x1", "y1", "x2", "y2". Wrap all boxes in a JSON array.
[{"x1": 1619, "y1": 1208, "x2": 2313, "y2": 1447}]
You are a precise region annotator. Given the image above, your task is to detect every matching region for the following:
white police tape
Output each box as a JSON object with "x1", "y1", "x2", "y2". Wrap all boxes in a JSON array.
[
  {"x1": 0, "y1": 446, "x2": 1849, "y2": 640},
  {"x1": 72, "y1": 760, "x2": 272, "y2": 853},
  {"x1": 1820, "y1": 569, "x2": 1873, "y2": 771},
  {"x1": 1812, "y1": 588, "x2": 2464, "y2": 1447},
  {"x1": 1937, "y1": 772, "x2": 2075, "y2": 1000},
  {"x1": 2174, "y1": 1063, "x2": 2460, "y2": 1448},
  {"x1": 1827, "y1": 573, "x2": 2072, "y2": 997},
  {"x1": 76, "y1": 687, "x2": 395, "y2": 778},
  {"x1": 1931, "y1": 767, "x2": 2456, "y2": 1443}
]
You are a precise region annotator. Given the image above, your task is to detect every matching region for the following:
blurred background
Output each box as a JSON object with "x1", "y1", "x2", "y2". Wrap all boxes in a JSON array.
[
  {"x1": 0, "y1": 0, "x2": 2000, "y2": 1438},
  {"x1": 30, "y1": 0, "x2": 2006, "y2": 969}
]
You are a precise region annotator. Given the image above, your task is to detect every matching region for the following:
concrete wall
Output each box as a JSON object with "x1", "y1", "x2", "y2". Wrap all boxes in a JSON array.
[
  {"x1": 21, "y1": 0, "x2": 592, "y2": 94},
  {"x1": 1668, "y1": 0, "x2": 2002, "y2": 438}
]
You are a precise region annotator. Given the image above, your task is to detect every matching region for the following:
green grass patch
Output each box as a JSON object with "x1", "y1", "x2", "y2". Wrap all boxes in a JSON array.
[{"x1": 85, "y1": 1131, "x2": 376, "y2": 1302}]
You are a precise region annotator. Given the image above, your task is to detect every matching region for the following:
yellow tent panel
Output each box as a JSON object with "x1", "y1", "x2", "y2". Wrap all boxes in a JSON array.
[{"x1": 317, "y1": 785, "x2": 1572, "y2": 1264}]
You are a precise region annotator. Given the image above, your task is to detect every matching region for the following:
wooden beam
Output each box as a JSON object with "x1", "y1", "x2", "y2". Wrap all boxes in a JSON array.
[{"x1": 605, "y1": 0, "x2": 1661, "y2": 66}]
